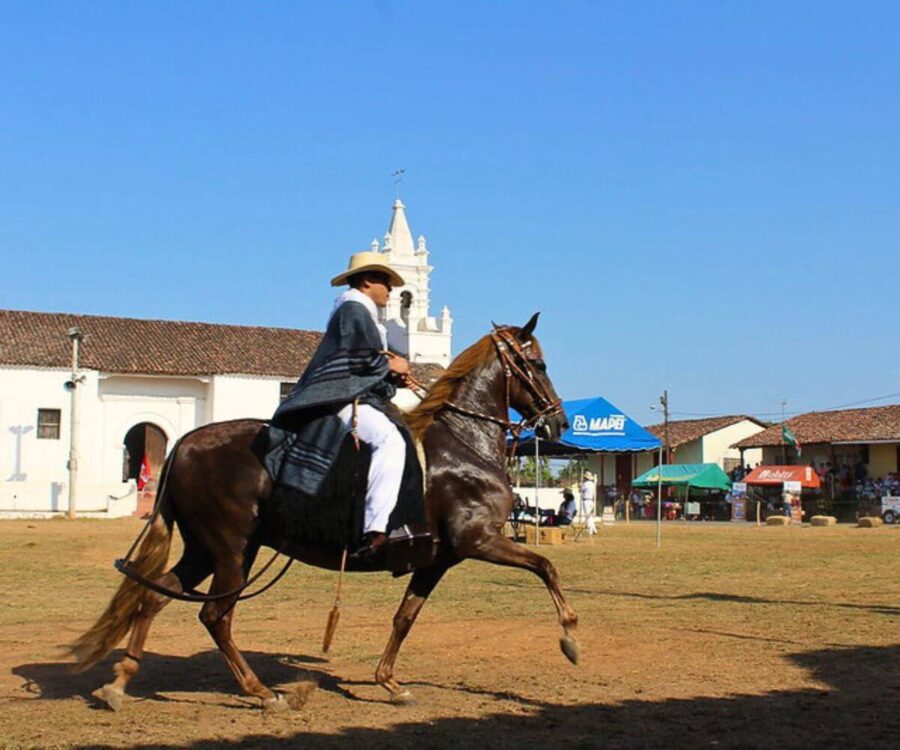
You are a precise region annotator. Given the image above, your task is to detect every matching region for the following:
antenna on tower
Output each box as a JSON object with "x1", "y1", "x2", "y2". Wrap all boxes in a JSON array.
[{"x1": 391, "y1": 168, "x2": 405, "y2": 199}]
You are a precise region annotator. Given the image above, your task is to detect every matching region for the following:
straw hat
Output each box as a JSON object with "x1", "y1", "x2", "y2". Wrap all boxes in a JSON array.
[
  {"x1": 583, "y1": 470, "x2": 595, "y2": 480},
  {"x1": 330, "y1": 251, "x2": 405, "y2": 288}
]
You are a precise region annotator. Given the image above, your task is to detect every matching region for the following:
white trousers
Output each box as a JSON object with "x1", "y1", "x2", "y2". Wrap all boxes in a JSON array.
[
  {"x1": 581, "y1": 499, "x2": 598, "y2": 535},
  {"x1": 337, "y1": 403, "x2": 406, "y2": 534}
]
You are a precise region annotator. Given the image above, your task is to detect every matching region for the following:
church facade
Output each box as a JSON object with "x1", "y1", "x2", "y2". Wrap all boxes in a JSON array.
[{"x1": 0, "y1": 201, "x2": 449, "y2": 517}]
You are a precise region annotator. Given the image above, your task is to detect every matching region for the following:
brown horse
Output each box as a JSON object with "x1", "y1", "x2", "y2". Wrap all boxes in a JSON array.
[{"x1": 70, "y1": 315, "x2": 578, "y2": 710}]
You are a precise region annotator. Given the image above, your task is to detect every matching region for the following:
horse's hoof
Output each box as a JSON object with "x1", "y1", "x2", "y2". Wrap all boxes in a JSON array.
[
  {"x1": 390, "y1": 689, "x2": 416, "y2": 706},
  {"x1": 286, "y1": 680, "x2": 317, "y2": 710},
  {"x1": 94, "y1": 683, "x2": 125, "y2": 712},
  {"x1": 560, "y1": 634, "x2": 580, "y2": 665},
  {"x1": 262, "y1": 693, "x2": 290, "y2": 713}
]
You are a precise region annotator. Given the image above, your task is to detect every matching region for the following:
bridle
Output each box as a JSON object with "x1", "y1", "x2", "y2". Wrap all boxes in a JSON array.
[{"x1": 409, "y1": 326, "x2": 564, "y2": 456}]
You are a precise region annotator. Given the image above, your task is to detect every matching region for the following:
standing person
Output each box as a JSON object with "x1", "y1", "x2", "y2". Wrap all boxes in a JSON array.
[
  {"x1": 629, "y1": 488, "x2": 642, "y2": 520},
  {"x1": 265, "y1": 251, "x2": 417, "y2": 561},
  {"x1": 783, "y1": 492, "x2": 794, "y2": 520},
  {"x1": 580, "y1": 470, "x2": 598, "y2": 536}
]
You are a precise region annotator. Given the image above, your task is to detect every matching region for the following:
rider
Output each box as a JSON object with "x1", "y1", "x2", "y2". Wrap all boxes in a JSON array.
[{"x1": 267, "y1": 251, "x2": 412, "y2": 559}]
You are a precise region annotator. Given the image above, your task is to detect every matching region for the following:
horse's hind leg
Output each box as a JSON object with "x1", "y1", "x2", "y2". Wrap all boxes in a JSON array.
[
  {"x1": 199, "y1": 554, "x2": 283, "y2": 710},
  {"x1": 375, "y1": 562, "x2": 452, "y2": 704},
  {"x1": 468, "y1": 534, "x2": 580, "y2": 664},
  {"x1": 97, "y1": 554, "x2": 211, "y2": 711}
]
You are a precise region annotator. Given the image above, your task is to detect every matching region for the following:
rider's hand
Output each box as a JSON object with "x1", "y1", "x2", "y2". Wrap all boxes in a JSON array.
[{"x1": 385, "y1": 351, "x2": 411, "y2": 377}]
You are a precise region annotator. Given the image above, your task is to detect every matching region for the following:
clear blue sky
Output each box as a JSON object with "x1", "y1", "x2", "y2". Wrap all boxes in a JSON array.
[{"x1": 2, "y1": 1, "x2": 898, "y2": 425}]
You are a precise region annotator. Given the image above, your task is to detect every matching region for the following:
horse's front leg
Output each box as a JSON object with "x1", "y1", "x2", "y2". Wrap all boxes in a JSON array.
[
  {"x1": 468, "y1": 532, "x2": 579, "y2": 664},
  {"x1": 375, "y1": 561, "x2": 453, "y2": 704}
]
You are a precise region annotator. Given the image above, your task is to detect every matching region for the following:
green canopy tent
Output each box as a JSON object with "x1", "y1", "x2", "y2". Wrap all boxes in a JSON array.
[
  {"x1": 632, "y1": 463, "x2": 732, "y2": 520},
  {"x1": 632, "y1": 463, "x2": 733, "y2": 492}
]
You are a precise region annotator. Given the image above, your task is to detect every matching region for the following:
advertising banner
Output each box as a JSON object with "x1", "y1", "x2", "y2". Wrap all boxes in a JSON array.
[{"x1": 731, "y1": 482, "x2": 747, "y2": 521}]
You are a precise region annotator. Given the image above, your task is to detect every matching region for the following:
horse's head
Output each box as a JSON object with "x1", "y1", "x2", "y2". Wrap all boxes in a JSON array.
[{"x1": 500, "y1": 313, "x2": 568, "y2": 441}]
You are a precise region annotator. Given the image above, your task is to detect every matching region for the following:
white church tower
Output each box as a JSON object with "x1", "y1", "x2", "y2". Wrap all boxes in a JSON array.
[{"x1": 372, "y1": 199, "x2": 452, "y2": 366}]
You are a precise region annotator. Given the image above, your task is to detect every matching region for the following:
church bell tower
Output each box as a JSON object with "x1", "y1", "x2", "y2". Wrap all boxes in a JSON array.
[{"x1": 370, "y1": 200, "x2": 452, "y2": 366}]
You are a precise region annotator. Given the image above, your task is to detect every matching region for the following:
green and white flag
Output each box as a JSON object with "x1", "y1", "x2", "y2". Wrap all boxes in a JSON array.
[{"x1": 782, "y1": 424, "x2": 801, "y2": 456}]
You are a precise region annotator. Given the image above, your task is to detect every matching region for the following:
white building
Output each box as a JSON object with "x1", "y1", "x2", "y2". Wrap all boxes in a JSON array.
[
  {"x1": 0, "y1": 202, "x2": 448, "y2": 517},
  {"x1": 640, "y1": 415, "x2": 766, "y2": 475}
]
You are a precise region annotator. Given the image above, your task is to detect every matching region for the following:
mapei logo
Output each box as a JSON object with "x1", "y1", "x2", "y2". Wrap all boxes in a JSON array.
[{"x1": 571, "y1": 414, "x2": 627, "y2": 435}]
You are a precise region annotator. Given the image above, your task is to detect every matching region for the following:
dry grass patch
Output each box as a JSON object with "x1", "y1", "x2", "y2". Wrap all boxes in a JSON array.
[{"x1": 0, "y1": 519, "x2": 898, "y2": 748}]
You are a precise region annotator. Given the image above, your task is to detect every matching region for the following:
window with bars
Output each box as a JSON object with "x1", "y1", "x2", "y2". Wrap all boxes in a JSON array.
[{"x1": 37, "y1": 408, "x2": 62, "y2": 439}]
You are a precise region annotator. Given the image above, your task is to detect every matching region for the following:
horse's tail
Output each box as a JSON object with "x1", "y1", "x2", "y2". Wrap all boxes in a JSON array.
[{"x1": 69, "y1": 447, "x2": 179, "y2": 673}]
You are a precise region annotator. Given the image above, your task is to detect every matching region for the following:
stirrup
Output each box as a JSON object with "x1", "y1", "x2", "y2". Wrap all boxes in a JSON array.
[{"x1": 384, "y1": 524, "x2": 436, "y2": 573}]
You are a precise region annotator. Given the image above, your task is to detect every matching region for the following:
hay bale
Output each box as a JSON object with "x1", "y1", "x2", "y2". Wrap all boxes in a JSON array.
[
  {"x1": 523, "y1": 525, "x2": 564, "y2": 545},
  {"x1": 810, "y1": 515, "x2": 837, "y2": 526},
  {"x1": 858, "y1": 516, "x2": 884, "y2": 528},
  {"x1": 766, "y1": 515, "x2": 791, "y2": 526}
]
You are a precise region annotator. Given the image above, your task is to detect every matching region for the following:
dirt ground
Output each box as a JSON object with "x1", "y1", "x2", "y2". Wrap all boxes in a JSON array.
[{"x1": 0, "y1": 518, "x2": 898, "y2": 749}]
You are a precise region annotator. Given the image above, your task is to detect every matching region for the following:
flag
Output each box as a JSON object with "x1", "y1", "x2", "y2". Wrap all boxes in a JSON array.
[
  {"x1": 782, "y1": 424, "x2": 802, "y2": 457},
  {"x1": 137, "y1": 453, "x2": 152, "y2": 490}
]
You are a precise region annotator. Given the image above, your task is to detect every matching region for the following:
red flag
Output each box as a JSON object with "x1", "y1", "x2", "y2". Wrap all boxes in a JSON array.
[{"x1": 137, "y1": 453, "x2": 152, "y2": 491}]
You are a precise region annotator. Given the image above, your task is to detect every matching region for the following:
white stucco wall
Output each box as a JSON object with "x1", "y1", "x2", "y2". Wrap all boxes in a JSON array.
[
  {"x1": 407, "y1": 329, "x2": 452, "y2": 366},
  {"x1": 702, "y1": 420, "x2": 766, "y2": 469},
  {"x1": 0, "y1": 366, "x2": 137, "y2": 513},
  {"x1": 98, "y1": 374, "x2": 209, "y2": 486},
  {"x1": 671, "y1": 439, "x2": 703, "y2": 465},
  {"x1": 0, "y1": 367, "x2": 223, "y2": 515},
  {"x1": 1, "y1": 366, "x2": 73, "y2": 511},
  {"x1": 209, "y1": 374, "x2": 282, "y2": 422}
]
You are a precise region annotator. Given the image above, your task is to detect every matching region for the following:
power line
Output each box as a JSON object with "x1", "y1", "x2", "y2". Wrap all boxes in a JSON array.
[{"x1": 666, "y1": 390, "x2": 900, "y2": 420}]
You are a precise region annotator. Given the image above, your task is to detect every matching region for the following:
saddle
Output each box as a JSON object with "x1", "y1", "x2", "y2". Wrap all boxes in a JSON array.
[{"x1": 253, "y1": 420, "x2": 434, "y2": 573}]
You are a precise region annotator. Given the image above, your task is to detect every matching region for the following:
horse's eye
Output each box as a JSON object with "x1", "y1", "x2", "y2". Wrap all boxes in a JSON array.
[{"x1": 534, "y1": 359, "x2": 547, "y2": 372}]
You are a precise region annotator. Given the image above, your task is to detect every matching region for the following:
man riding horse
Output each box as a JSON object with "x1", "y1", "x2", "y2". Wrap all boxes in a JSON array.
[
  {"x1": 264, "y1": 251, "x2": 422, "y2": 562},
  {"x1": 71, "y1": 259, "x2": 578, "y2": 710}
]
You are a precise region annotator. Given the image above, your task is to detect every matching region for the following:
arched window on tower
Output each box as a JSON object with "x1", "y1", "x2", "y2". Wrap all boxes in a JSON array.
[{"x1": 400, "y1": 290, "x2": 413, "y2": 326}]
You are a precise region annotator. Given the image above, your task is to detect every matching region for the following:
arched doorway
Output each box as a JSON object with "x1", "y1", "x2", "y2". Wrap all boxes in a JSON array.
[{"x1": 123, "y1": 422, "x2": 168, "y2": 489}]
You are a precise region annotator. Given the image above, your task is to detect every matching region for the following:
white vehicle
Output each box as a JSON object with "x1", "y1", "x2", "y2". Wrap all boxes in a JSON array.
[{"x1": 881, "y1": 496, "x2": 900, "y2": 524}]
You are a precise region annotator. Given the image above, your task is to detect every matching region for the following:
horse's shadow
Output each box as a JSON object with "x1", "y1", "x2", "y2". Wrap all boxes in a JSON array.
[
  {"x1": 13, "y1": 649, "x2": 548, "y2": 709},
  {"x1": 12, "y1": 649, "x2": 346, "y2": 706}
]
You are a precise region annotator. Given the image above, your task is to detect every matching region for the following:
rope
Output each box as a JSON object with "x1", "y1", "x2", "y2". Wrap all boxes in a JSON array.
[{"x1": 114, "y1": 435, "x2": 294, "y2": 604}]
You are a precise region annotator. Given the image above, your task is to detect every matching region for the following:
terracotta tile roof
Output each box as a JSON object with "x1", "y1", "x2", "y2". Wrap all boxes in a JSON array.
[
  {"x1": 0, "y1": 309, "x2": 446, "y2": 382},
  {"x1": 0, "y1": 309, "x2": 294, "y2": 378},
  {"x1": 732, "y1": 405, "x2": 900, "y2": 448},
  {"x1": 646, "y1": 415, "x2": 766, "y2": 449}
]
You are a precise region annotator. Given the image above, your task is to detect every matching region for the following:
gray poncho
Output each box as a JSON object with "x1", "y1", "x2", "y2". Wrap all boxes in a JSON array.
[{"x1": 263, "y1": 299, "x2": 396, "y2": 496}]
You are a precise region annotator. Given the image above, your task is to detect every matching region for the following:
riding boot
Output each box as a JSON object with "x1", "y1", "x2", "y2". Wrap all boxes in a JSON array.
[{"x1": 349, "y1": 531, "x2": 388, "y2": 562}]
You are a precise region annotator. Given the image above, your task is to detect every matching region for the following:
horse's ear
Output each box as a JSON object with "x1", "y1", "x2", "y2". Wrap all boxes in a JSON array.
[{"x1": 519, "y1": 312, "x2": 540, "y2": 340}]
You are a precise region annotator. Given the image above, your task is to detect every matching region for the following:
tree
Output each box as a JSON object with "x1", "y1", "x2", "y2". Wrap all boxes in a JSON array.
[
  {"x1": 556, "y1": 458, "x2": 586, "y2": 487},
  {"x1": 519, "y1": 456, "x2": 554, "y2": 486}
]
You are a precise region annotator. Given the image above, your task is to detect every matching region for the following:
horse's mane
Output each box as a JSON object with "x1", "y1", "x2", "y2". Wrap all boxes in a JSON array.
[{"x1": 406, "y1": 334, "x2": 498, "y2": 440}]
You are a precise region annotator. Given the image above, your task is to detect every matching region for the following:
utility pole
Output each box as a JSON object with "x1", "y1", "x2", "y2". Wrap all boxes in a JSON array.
[
  {"x1": 781, "y1": 399, "x2": 787, "y2": 464},
  {"x1": 656, "y1": 390, "x2": 670, "y2": 549},
  {"x1": 660, "y1": 390, "x2": 670, "y2": 464},
  {"x1": 66, "y1": 326, "x2": 85, "y2": 519}
]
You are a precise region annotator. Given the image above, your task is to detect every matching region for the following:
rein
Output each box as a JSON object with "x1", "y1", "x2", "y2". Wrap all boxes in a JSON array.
[
  {"x1": 114, "y1": 441, "x2": 294, "y2": 604},
  {"x1": 407, "y1": 326, "x2": 563, "y2": 461}
]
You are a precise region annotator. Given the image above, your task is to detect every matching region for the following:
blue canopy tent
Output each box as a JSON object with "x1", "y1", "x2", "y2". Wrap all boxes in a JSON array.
[
  {"x1": 508, "y1": 397, "x2": 661, "y2": 542},
  {"x1": 511, "y1": 397, "x2": 661, "y2": 456}
]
